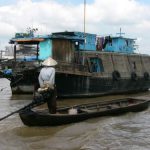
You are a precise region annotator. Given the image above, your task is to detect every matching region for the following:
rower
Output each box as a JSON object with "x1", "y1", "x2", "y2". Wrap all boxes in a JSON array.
[{"x1": 38, "y1": 57, "x2": 57, "y2": 114}]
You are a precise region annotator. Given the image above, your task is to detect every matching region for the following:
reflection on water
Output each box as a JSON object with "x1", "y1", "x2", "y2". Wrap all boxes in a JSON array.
[{"x1": 0, "y1": 78, "x2": 150, "y2": 150}]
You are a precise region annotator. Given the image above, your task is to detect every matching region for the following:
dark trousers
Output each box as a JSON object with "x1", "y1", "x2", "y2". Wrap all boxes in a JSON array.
[{"x1": 45, "y1": 88, "x2": 57, "y2": 114}]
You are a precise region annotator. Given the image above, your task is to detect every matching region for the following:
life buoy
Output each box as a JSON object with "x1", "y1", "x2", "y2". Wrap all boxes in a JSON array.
[
  {"x1": 131, "y1": 72, "x2": 138, "y2": 81},
  {"x1": 112, "y1": 70, "x2": 121, "y2": 81},
  {"x1": 144, "y1": 72, "x2": 149, "y2": 80}
]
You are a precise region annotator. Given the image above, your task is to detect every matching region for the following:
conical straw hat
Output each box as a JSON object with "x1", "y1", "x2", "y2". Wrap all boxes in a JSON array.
[{"x1": 42, "y1": 57, "x2": 57, "y2": 66}]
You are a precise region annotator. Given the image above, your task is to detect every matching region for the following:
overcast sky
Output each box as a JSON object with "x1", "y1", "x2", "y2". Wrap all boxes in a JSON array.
[{"x1": 0, "y1": 0, "x2": 150, "y2": 54}]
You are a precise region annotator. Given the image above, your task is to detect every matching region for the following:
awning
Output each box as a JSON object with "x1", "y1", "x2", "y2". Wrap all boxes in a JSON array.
[{"x1": 9, "y1": 38, "x2": 45, "y2": 44}]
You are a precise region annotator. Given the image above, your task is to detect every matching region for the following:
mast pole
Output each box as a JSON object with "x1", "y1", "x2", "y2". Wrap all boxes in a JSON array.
[{"x1": 84, "y1": 0, "x2": 86, "y2": 50}]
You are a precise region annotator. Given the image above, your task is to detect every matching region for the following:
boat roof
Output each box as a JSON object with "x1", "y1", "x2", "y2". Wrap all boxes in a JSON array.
[
  {"x1": 9, "y1": 34, "x2": 51, "y2": 44},
  {"x1": 51, "y1": 34, "x2": 84, "y2": 41},
  {"x1": 110, "y1": 36, "x2": 136, "y2": 40},
  {"x1": 9, "y1": 33, "x2": 84, "y2": 44},
  {"x1": 52, "y1": 31, "x2": 96, "y2": 36},
  {"x1": 9, "y1": 31, "x2": 136, "y2": 45}
]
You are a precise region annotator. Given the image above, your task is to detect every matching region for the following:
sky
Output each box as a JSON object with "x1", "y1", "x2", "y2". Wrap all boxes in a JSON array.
[{"x1": 0, "y1": 0, "x2": 150, "y2": 54}]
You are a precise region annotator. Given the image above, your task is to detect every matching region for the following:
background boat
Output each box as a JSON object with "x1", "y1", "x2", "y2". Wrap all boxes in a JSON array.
[{"x1": 0, "y1": 31, "x2": 150, "y2": 98}]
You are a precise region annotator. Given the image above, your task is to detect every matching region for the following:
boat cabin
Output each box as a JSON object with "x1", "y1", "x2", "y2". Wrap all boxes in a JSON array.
[
  {"x1": 7, "y1": 31, "x2": 138, "y2": 76},
  {"x1": 9, "y1": 31, "x2": 136, "y2": 62},
  {"x1": 102, "y1": 36, "x2": 136, "y2": 53}
]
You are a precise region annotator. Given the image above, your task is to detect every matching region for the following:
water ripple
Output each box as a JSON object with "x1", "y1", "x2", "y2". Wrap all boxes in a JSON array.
[
  {"x1": 81, "y1": 109, "x2": 150, "y2": 150},
  {"x1": 0, "y1": 79, "x2": 150, "y2": 150}
]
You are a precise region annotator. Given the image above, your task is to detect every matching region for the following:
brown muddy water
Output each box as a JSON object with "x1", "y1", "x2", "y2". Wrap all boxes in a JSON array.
[{"x1": 0, "y1": 78, "x2": 150, "y2": 150}]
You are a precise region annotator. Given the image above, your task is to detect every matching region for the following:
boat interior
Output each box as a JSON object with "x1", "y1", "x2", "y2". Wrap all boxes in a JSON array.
[{"x1": 31, "y1": 98, "x2": 145, "y2": 115}]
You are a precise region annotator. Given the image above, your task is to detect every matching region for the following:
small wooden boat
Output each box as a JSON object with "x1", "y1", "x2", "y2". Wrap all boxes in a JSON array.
[{"x1": 19, "y1": 98, "x2": 149, "y2": 126}]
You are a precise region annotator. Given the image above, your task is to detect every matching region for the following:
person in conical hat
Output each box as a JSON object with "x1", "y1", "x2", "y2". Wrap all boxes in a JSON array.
[
  {"x1": 41, "y1": 57, "x2": 58, "y2": 67},
  {"x1": 38, "y1": 57, "x2": 58, "y2": 114}
]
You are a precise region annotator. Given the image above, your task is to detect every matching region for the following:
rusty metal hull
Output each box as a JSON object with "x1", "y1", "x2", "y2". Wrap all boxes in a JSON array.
[
  {"x1": 55, "y1": 73, "x2": 150, "y2": 98},
  {"x1": 11, "y1": 72, "x2": 150, "y2": 97}
]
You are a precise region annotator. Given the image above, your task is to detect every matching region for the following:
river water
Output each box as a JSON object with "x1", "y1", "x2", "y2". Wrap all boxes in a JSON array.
[{"x1": 0, "y1": 78, "x2": 150, "y2": 150}]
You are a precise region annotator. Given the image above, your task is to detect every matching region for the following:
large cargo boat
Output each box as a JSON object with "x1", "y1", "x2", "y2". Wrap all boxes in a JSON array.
[{"x1": 1, "y1": 31, "x2": 150, "y2": 97}]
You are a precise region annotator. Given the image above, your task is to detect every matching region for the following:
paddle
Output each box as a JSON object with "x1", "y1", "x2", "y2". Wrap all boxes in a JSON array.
[{"x1": 0, "y1": 95, "x2": 46, "y2": 121}]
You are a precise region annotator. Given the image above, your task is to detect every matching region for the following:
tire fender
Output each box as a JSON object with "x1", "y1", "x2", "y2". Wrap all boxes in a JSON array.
[{"x1": 112, "y1": 71, "x2": 121, "y2": 81}]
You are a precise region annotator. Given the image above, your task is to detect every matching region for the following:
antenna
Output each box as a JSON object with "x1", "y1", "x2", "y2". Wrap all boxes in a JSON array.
[
  {"x1": 116, "y1": 28, "x2": 125, "y2": 37},
  {"x1": 84, "y1": 0, "x2": 86, "y2": 50},
  {"x1": 84, "y1": 0, "x2": 86, "y2": 34}
]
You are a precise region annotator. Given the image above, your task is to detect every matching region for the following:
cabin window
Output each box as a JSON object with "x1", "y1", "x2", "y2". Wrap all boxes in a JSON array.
[{"x1": 89, "y1": 57, "x2": 104, "y2": 73}]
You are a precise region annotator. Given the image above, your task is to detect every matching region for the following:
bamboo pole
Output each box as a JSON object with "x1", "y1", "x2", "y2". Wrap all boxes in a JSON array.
[{"x1": 84, "y1": 0, "x2": 86, "y2": 50}]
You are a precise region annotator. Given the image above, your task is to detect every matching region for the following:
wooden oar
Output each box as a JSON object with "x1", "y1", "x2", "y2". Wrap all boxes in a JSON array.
[
  {"x1": 0, "y1": 107, "x2": 28, "y2": 121},
  {"x1": 0, "y1": 96, "x2": 46, "y2": 121}
]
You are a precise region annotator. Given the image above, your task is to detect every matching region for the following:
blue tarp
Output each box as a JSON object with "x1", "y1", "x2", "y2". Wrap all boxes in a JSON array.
[{"x1": 3, "y1": 69, "x2": 12, "y2": 75}]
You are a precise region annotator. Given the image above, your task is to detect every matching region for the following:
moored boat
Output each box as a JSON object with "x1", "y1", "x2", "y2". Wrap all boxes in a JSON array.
[
  {"x1": 1, "y1": 31, "x2": 150, "y2": 97},
  {"x1": 19, "y1": 98, "x2": 149, "y2": 126}
]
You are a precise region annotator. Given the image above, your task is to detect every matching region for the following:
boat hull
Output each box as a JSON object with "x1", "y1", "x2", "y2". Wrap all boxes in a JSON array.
[
  {"x1": 55, "y1": 73, "x2": 150, "y2": 98},
  {"x1": 19, "y1": 98, "x2": 149, "y2": 126},
  {"x1": 12, "y1": 72, "x2": 150, "y2": 97}
]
